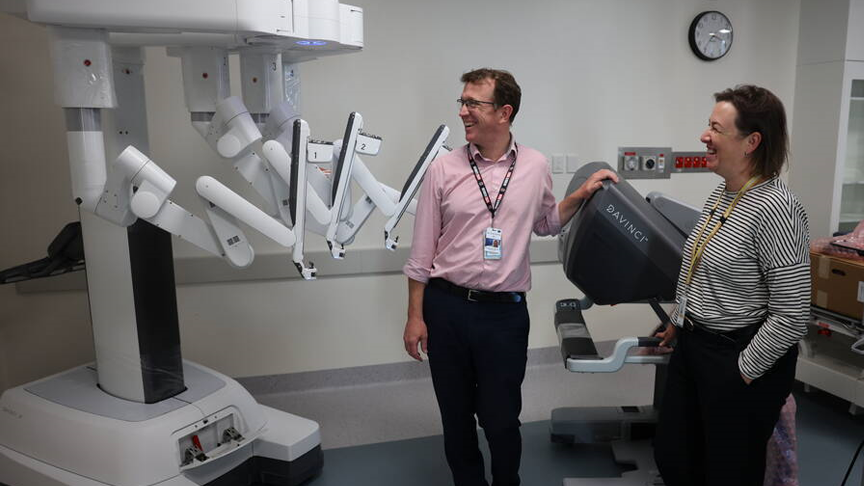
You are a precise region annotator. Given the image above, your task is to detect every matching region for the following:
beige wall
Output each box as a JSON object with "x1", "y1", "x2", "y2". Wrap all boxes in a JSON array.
[{"x1": 0, "y1": 0, "x2": 802, "y2": 390}]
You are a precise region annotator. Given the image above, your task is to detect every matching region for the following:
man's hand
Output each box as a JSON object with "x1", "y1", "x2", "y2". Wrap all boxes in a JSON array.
[
  {"x1": 558, "y1": 169, "x2": 620, "y2": 224},
  {"x1": 575, "y1": 169, "x2": 619, "y2": 201},
  {"x1": 404, "y1": 317, "x2": 428, "y2": 361},
  {"x1": 740, "y1": 373, "x2": 753, "y2": 385}
]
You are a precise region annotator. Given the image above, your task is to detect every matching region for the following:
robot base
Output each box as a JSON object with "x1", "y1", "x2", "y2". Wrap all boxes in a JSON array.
[
  {"x1": 561, "y1": 440, "x2": 662, "y2": 486},
  {"x1": 550, "y1": 405, "x2": 657, "y2": 444},
  {"x1": 551, "y1": 405, "x2": 664, "y2": 485},
  {"x1": 0, "y1": 362, "x2": 322, "y2": 486}
]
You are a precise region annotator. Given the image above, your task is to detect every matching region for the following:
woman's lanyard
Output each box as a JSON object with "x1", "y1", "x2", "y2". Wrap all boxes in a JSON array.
[
  {"x1": 675, "y1": 175, "x2": 762, "y2": 327},
  {"x1": 466, "y1": 145, "x2": 517, "y2": 220},
  {"x1": 684, "y1": 175, "x2": 762, "y2": 286}
]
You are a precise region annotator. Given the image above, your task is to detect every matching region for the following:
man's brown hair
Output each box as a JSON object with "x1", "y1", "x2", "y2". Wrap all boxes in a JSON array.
[{"x1": 461, "y1": 68, "x2": 521, "y2": 124}]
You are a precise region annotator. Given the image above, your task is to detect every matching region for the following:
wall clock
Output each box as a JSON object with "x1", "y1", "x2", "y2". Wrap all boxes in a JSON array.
[{"x1": 689, "y1": 11, "x2": 734, "y2": 61}]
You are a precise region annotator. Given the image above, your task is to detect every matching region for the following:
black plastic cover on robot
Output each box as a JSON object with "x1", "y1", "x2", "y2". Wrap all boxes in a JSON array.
[{"x1": 559, "y1": 161, "x2": 688, "y2": 305}]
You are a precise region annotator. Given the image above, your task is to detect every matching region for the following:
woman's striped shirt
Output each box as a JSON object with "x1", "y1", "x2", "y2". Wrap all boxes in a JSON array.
[{"x1": 669, "y1": 176, "x2": 810, "y2": 379}]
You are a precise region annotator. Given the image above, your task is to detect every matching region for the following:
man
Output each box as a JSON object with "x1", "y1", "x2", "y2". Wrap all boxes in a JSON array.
[{"x1": 403, "y1": 68, "x2": 616, "y2": 486}]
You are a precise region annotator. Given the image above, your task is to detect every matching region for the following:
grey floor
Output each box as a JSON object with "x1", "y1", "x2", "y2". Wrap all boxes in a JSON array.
[{"x1": 255, "y1": 362, "x2": 864, "y2": 485}]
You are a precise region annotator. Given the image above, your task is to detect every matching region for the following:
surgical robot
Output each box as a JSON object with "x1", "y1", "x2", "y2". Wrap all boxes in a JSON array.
[
  {"x1": 0, "y1": 2, "x2": 449, "y2": 485},
  {"x1": 553, "y1": 162, "x2": 700, "y2": 485}
]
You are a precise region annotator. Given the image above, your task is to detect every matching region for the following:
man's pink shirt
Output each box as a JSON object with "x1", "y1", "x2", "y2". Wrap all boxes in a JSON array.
[{"x1": 403, "y1": 141, "x2": 561, "y2": 292}]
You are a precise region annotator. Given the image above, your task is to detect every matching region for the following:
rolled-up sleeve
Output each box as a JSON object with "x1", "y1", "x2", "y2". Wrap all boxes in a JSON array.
[
  {"x1": 738, "y1": 196, "x2": 810, "y2": 379},
  {"x1": 532, "y1": 167, "x2": 562, "y2": 237},
  {"x1": 403, "y1": 161, "x2": 442, "y2": 283}
]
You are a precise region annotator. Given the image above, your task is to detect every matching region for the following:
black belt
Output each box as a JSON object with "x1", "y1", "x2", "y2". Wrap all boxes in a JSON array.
[
  {"x1": 683, "y1": 315, "x2": 760, "y2": 345},
  {"x1": 429, "y1": 278, "x2": 525, "y2": 303}
]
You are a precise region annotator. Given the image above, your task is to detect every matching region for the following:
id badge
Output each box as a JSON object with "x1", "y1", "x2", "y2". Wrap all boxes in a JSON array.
[
  {"x1": 675, "y1": 286, "x2": 688, "y2": 327},
  {"x1": 484, "y1": 227, "x2": 503, "y2": 260}
]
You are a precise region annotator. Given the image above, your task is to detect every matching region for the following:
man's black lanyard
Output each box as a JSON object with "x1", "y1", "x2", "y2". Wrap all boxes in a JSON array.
[{"x1": 466, "y1": 145, "x2": 517, "y2": 218}]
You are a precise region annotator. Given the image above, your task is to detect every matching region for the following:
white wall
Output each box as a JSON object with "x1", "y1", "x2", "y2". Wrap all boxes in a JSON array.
[
  {"x1": 796, "y1": 0, "x2": 849, "y2": 66},
  {"x1": 0, "y1": 0, "x2": 802, "y2": 390},
  {"x1": 788, "y1": 0, "x2": 863, "y2": 238},
  {"x1": 789, "y1": 61, "x2": 846, "y2": 239},
  {"x1": 847, "y1": 0, "x2": 864, "y2": 61}
]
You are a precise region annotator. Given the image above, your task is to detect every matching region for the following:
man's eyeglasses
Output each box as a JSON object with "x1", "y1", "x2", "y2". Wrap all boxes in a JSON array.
[{"x1": 457, "y1": 98, "x2": 497, "y2": 110}]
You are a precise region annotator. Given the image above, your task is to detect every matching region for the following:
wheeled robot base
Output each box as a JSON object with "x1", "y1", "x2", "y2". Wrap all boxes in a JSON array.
[
  {"x1": 561, "y1": 440, "x2": 662, "y2": 486},
  {"x1": 0, "y1": 361, "x2": 322, "y2": 486}
]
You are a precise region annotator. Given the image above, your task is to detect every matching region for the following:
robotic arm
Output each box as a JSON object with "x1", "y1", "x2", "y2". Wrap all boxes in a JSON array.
[
  {"x1": 173, "y1": 47, "x2": 450, "y2": 258},
  {"x1": 171, "y1": 47, "x2": 291, "y2": 224},
  {"x1": 110, "y1": 54, "x2": 447, "y2": 269},
  {"x1": 194, "y1": 175, "x2": 301, "y2": 268},
  {"x1": 258, "y1": 119, "x2": 318, "y2": 279},
  {"x1": 90, "y1": 102, "x2": 450, "y2": 278},
  {"x1": 174, "y1": 50, "x2": 356, "y2": 262},
  {"x1": 326, "y1": 112, "x2": 362, "y2": 258},
  {"x1": 196, "y1": 94, "x2": 289, "y2": 221},
  {"x1": 329, "y1": 131, "x2": 386, "y2": 247},
  {"x1": 95, "y1": 145, "x2": 251, "y2": 266},
  {"x1": 283, "y1": 112, "x2": 363, "y2": 259},
  {"x1": 94, "y1": 143, "x2": 322, "y2": 278},
  {"x1": 383, "y1": 125, "x2": 450, "y2": 250},
  {"x1": 333, "y1": 125, "x2": 451, "y2": 250}
]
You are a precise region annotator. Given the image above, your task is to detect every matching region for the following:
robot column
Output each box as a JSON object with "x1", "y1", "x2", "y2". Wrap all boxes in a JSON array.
[{"x1": 50, "y1": 27, "x2": 184, "y2": 403}]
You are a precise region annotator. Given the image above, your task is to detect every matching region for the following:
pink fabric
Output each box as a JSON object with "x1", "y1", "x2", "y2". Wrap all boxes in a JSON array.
[
  {"x1": 403, "y1": 141, "x2": 561, "y2": 292},
  {"x1": 764, "y1": 394, "x2": 799, "y2": 486},
  {"x1": 810, "y1": 219, "x2": 864, "y2": 262}
]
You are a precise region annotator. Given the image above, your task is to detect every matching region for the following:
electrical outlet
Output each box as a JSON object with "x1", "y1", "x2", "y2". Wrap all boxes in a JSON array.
[
  {"x1": 552, "y1": 154, "x2": 565, "y2": 174},
  {"x1": 618, "y1": 146, "x2": 673, "y2": 178},
  {"x1": 566, "y1": 154, "x2": 580, "y2": 173},
  {"x1": 623, "y1": 153, "x2": 639, "y2": 171}
]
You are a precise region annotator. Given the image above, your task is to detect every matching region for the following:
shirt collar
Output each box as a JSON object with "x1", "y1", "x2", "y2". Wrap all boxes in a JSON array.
[
  {"x1": 721, "y1": 175, "x2": 777, "y2": 195},
  {"x1": 468, "y1": 134, "x2": 518, "y2": 163}
]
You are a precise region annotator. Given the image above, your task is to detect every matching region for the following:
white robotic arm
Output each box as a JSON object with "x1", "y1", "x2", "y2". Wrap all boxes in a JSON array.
[
  {"x1": 327, "y1": 130, "x2": 385, "y2": 246},
  {"x1": 171, "y1": 48, "x2": 447, "y2": 259},
  {"x1": 196, "y1": 94, "x2": 287, "y2": 219},
  {"x1": 259, "y1": 121, "x2": 318, "y2": 279},
  {"x1": 195, "y1": 176, "x2": 294, "y2": 248},
  {"x1": 94, "y1": 143, "x2": 318, "y2": 275},
  {"x1": 100, "y1": 161, "x2": 319, "y2": 280},
  {"x1": 136, "y1": 104, "x2": 446, "y2": 269},
  {"x1": 95, "y1": 144, "x2": 167, "y2": 227},
  {"x1": 331, "y1": 124, "x2": 451, "y2": 250},
  {"x1": 284, "y1": 112, "x2": 363, "y2": 259},
  {"x1": 325, "y1": 112, "x2": 363, "y2": 258},
  {"x1": 350, "y1": 134, "x2": 395, "y2": 215},
  {"x1": 202, "y1": 97, "x2": 262, "y2": 160},
  {"x1": 95, "y1": 145, "x2": 252, "y2": 267},
  {"x1": 171, "y1": 47, "x2": 288, "y2": 222},
  {"x1": 194, "y1": 174, "x2": 305, "y2": 273},
  {"x1": 382, "y1": 125, "x2": 449, "y2": 249}
]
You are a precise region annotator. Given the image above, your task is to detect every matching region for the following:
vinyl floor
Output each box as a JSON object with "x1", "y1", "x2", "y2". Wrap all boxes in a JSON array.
[{"x1": 258, "y1": 368, "x2": 864, "y2": 485}]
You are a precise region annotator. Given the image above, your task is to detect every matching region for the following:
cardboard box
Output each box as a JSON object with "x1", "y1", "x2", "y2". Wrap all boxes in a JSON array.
[{"x1": 811, "y1": 251, "x2": 864, "y2": 320}]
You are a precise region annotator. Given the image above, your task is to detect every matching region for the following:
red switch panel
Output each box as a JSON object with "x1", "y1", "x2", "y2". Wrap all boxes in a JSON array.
[{"x1": 671, "y1": 152, "x2": 711, "y2": 173}]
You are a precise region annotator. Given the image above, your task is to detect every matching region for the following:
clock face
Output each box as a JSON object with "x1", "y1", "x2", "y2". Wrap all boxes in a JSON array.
[{"x1": 689, "y1": 11, "x2": 733, "y2": 61}]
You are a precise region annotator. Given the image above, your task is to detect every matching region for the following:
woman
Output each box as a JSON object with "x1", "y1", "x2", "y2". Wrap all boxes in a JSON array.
[{"x1": 653, "y1": 85, "x2": 810, "y2": 486}]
